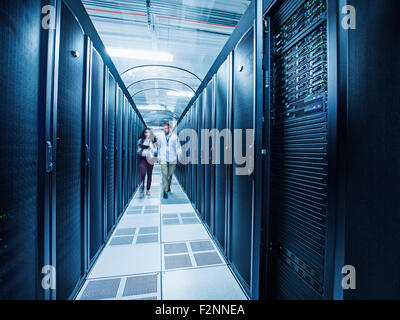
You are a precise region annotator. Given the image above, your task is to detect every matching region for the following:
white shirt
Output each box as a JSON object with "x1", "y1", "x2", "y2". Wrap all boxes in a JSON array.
[{"x1": 156, "y1": 132, "x2": 182, "y2": 163}]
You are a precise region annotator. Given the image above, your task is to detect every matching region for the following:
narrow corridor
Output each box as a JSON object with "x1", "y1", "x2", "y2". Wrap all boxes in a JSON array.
[{"x1": 76, "y1": 165, "x2": 247, "y2": 300}]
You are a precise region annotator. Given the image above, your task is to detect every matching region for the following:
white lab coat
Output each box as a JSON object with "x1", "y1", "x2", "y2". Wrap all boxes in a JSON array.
[{"x1": 156, "y1": 132, "x2": 182, "y2": 163}]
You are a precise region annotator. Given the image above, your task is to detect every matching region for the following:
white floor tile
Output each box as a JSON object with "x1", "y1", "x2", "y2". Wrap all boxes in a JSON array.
[
  {"x1": 118, "y1": 215, "x2": 160, "y2": 228},
  {"x1": 88, "y1": 244, "x2": 161, "y2": 279},
  {"x1": 130, "y1": 197, "x2": 160, "y2": 206},
  {"x1": 162, "y1": 265, "x2": 248, "y2": 300},
  {"x1": 162, "y1": 224, "x2": 209, "y2": 242},
  {"x1": 161, "y1": 204, "x2": 196, "y2": 214}
]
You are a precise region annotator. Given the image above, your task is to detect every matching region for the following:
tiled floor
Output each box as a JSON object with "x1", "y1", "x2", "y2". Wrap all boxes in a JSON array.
[{"x1": 76, "y1": 165, "x2": 247, "y2": 300}]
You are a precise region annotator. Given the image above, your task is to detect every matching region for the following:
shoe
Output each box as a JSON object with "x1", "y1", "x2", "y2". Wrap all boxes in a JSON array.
[
  {"x1": 146, "y1": 190, "x2": 151, "y2": 196},
  {"x1": 140, "y1": 190, "x2": 145, "y2": 198},
  {"x1": 163, "y1": 192, "x2": 168, "y2": 199}
]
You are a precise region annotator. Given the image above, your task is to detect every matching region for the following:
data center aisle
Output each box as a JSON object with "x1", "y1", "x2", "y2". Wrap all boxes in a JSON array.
[{"x1": 76, "y1": 165, "x2": 247, "y2": 300}]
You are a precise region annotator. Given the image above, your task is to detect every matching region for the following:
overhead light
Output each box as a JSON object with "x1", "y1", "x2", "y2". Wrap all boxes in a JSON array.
[
  {"x1": 107, "y1": 48, "x2": 174, "y2": 62},
  {"x1": 137, "y1": 105, "x2": 166, "y2": 111},
  {"x1": 167, "y1": 91, "x2": 194, "y2": 98}
]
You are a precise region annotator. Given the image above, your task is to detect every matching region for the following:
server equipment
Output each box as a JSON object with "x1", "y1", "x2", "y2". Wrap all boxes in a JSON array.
[
  {"x1": 89, "y1": 47, "x2": 104, "y2": 261},
  {"x1": 0, "y1": 0, "x2": 145, "y2": 299},
  {"x1": 0, "y1": 0, "x2": 42, "y2": 300},
  {"x1": 55, "y1": 3, "x2": 86, "y2": 299},
  {"x1": 267, "y1": 0, "x2": 331, "y2": 299}
]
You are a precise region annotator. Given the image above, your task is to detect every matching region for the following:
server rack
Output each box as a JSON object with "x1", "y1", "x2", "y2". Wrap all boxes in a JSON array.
[
  {"x1": 0, "y1": 0, "x2": 42, "y2": 300},
  {"x1": 105, "y1": 72, "x2": 116, "y2": 234},
  {"x1": 204, "y1": 82, "x2": 213, "y2": 227},
  {"x1": 115, "y1": 88, "x2": 123, "y2": 219},
  {"x1": 88, "y1": 46, "x2": 104, "y2": 262},
  {"x1": 191, "y1": 105, "x2": 197, "y2": 206},
  {"x1": 172, "y1": 0, "x2": 400, "y2": 300},
  {"x1": 230, "y1": 28, "x2": 255, "y2": 292},
  {"x1": 55, "y1": 2, "x2": 85, "y2": 299},
  {"x1": 214, "y1": 59, "x2": 230, "y2": 253},
  {"x1": 122, "y1": 98, "x2": 128, "y2": 208},
  {"x1": 266, "y1": 0, "x2": 333, "y2": 299},
  {"x1": 0, "y1": 0, "x2": 145, "y2": 300}
]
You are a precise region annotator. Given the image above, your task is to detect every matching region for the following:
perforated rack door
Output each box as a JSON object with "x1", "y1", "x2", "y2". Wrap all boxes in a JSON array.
[
  {"x1": 56, "y1": 2, "x2": 85, "y2": 299},
  {"x1": 89, "y1": 47, "x2": 105, "y2": 261},
  {"x1": 204, "y1": 80, "x2": 214, "y2": 228},
  {"x1": 105, "y1": 72, "x2": 116, "y2": 234},
  {"x1": 268, "y1": 0, "x2": 329, "y2": 299},
  {"x1": 0, "y1": 0, "x2": 42, "y2": 300},
  {"x1": 230, "y1": 27, "x2": 254, "y2": 290},
  {"x1": 214, "y1": 59, "x2": 230, "y2": 251},
  {"x1": 115, "y1": 88, "x2": 123, "y2": 217}
]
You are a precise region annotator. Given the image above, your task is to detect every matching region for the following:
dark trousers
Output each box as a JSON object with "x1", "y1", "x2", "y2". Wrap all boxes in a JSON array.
[{"x1": 139, "y1": 157, "x2": 154, "y2": 191}]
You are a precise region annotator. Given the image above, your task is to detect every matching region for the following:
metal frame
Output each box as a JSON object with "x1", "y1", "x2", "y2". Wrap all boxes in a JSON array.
[
  {"x1": 260, "y1": 14, "x2": 272, "y2": 300},
  {"x1": 210, "y1": 75, "x2": 217, "y2": 235},
  {"x1": 330, "y1": 0, "x2": 346, "y2": 300},
  {"x1": 38, "y1": 0, "x2": 61, "y2": 301},
  {"x1": 132, "y1": 87, "x2": 180, "y2": 97},
  {"x1": 225, "y1": 52, "x2": 233, "y2": 261},
  {"x1": 82, "y1": 35, "x2": 92, "y2": 276},
  {"x1": 121, "y1": 64, "x2": 202, "y2": 82},
  {"x1": 250, "y1": 0, "x2": 264, "y2": 299},
  {"x1": 126, "y1": 78, "x2": 197, "y2": 94},
  {"x1": 102, "y1": 66, "x2": 109, "y2": 240}
]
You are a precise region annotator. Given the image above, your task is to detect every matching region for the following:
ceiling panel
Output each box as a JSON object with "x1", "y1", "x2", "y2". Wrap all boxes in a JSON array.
[{"x1": 83, "y1": 0, "x2": 251, "y2": 127}]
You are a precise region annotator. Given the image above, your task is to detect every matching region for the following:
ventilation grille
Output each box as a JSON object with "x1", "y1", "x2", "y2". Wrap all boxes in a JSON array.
[{"x1": 270, "y1": 0, "x2": 328, "y2": 296}]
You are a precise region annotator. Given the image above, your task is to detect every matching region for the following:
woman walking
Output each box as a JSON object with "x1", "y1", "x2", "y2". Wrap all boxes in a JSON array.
[{"x1": 137, "y1": 128, "x2": 157, "y2": 197}]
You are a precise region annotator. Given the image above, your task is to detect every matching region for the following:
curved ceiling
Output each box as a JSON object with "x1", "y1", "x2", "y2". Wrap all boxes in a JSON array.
[{"x1": 83, "y1": 0, "x2": 251, "y2": 127}]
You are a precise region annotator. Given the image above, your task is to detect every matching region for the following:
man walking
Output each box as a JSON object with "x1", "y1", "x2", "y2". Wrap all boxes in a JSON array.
[{"x1": 157, "y1": 122, "x2": 182, "y2": 199}]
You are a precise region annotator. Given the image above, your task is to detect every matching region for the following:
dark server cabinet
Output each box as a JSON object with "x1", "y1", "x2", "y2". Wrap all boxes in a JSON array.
[
  {"x1": 185, "y1": 114, "x2": 191, "y2": 195},
  {"x1": 89, "y1": 48, "x2": 104, "y2": 261},
  {"x1": 199, "y1": 94, "x2": 206, "y2": 218},
  {"x1": 55, "y1": 3, "x2": 85, "y2": 299},
  {"x1": 0, "y1": 0, "x2": 41, "y2": 300},
  {"x1": 191, "y1": 106, "x2": 197, "y2": 206},
  {"x1": 338, "y1": 0, "x2": 400, "y2": 299},
  {"x1": 122, "y1": 99, "x2": 128, "y2": 207},
  {"x1": 230, "y1": 28, "x2": 254, "y2": 290},
  {"x1": 128, "y1": 107, "x2": 132, "y2": 198},
  {"x1": 115, "y1": 88, "x2": 123, "y2": 217},
  {"x1": 203, "y1": 81, "x2": 213, "y2": 228},
  {"x1": 214, "y1": 59, "x2": 230, "y2": 251},
  {"x1": 132, "y1": 111, "x2": 137, "y2": 190},
  {"x1": 267, "y1": 0, "x2": 330, "y2": 299},
  {"x1": 105, "y1": 72, "x2": 116, "y2": 234}
]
